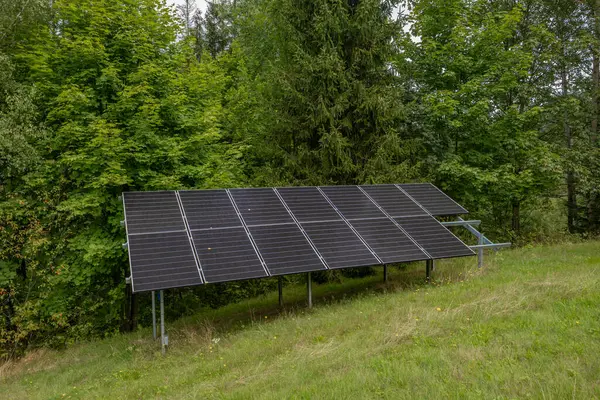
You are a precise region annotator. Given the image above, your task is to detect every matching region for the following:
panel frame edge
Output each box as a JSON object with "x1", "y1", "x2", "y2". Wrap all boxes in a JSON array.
[
  {"x1": 175, "y1": 191, "x2": 206, "y2": 283},
  {"x1": 272, "y1": 188, "x2": 330, "y2": 270},
  {"x1": 225, "y1": 189, "x2": 271, "y2": 277},
  {"x1": 394, "y1": 185, "x2": 475, "y2": 257},
  {"x1": 315, "y1": 186, "x2": 384, "y2": 265},
  {"x1": 429, "y1": 183, "x2": 469, "y2": 214},
  {"x1": 122, "y1": 193, "x2": 136, "y2": 293},
  {"x1": 356, "y1": 185, "x2": 432, "y2": 259}
]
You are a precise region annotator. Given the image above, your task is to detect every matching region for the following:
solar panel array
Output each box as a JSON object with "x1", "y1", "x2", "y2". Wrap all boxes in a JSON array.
[{"x1": 123, "y1": 183, "x2": 473, "y2": 292}]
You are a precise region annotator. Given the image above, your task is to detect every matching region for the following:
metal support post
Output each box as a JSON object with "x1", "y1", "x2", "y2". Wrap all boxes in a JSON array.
[
  {"x1": 160, "y1": 290, "x2": 166, "y2": 355},
  {"x1": 383, "y1": 264, "x2": 388, "y2": 282},
  {"x1": 477, "y1": 233, "x2": 484, "y2": 269},
  {"x1": 278, "y1": 276, "x2": 283, "y2": 307},
  {"x1": 307, "y1": 272, "x2": 312, "y2": 309},
  {"x1": 151, "y1": 291, "x2": 157, "y2": 340},
  {"x1": 426, "y1": 260, "x2": 432, "y2": 283}
]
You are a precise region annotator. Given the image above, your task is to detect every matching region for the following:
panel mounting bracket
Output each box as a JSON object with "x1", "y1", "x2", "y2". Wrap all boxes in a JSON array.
[{"x1": 441, "y1": 217, "x2": 511, "y2": 268}]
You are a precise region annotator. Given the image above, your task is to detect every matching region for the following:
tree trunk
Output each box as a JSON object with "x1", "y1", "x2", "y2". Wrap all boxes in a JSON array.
[
  {"x1": 562, "y1": 66, "x2": 577, "y2": 233},
  {"x1": 130, "y1": 292, "x2": 138, "y2": 331},
  {"x1": 589, "y1": 2, "x2": 600, "y2": 231},
  {"x1": 121, "y1": 283, "x2": 138, "y2": 332},
  {"x1": 592, "y1": 52, "x2": 599, "y2": 144},
  {"x1": 512, "y1": 201, "x2": 520, "y2": 239}
]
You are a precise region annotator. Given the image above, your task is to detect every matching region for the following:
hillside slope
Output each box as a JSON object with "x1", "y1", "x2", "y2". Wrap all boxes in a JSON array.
[{"x1": 2, "y1": 242, "x2": 600, "y2": 399}]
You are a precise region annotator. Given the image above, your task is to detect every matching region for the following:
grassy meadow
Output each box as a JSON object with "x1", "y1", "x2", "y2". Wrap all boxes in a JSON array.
[{"x1": 2, "y1": 241, "x2": 600, "y2": 399}]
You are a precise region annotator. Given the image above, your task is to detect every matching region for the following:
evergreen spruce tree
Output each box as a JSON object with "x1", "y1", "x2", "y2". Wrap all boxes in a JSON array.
[{"x1": 242, "y1": 0, "x2": 408, "y2": 185}]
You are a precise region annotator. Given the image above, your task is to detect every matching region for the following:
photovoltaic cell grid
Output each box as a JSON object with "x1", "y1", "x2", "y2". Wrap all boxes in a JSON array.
[
  {"x1": 123, "y1": 184, "x2": 473, "y2": 292},
  {"x1": 123, "y1": 192, "x2": 204, "y2": 292},
  {"x1": 192, "y1": 228, "x2": 266, "y2": 282},
  {"x1": 277, "y1": 187, "x2": 341, "y2": 223},
  {"x1": 360, "y1": 185, "x2": 427, "y2": 217},
  {"x1": 348, "y1": 218, "x2": 429, "y2": 264},
  {"x1": 248, "y1": 223, "x2": 326, "y2": 275},
  {"x1": 179, "y1": 190, "x2": 241, "y2": 230},
  {"x1": 301, "y1": 221, "x2": 380, "y2": 269},
  {"x1": 399, "y1": 183, "x2": 468, "y2": 216},
  {"x1": 230, "y1": 188, "x2": 294, "y2": 226},
  {"x1": 395, "y1": 216, "x2": 475, "y2": 259},
  {"x1": 123, "y1": 191, "x2": 185, "y2": 234}
]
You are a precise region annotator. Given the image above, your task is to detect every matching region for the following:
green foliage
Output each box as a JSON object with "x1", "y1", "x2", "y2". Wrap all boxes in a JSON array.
[
  {"x1": 403, "y1": 0, "x2": 566, "y2": 240},
  {"x1": 0, "y1": 0, "x2": 248, "y2": 355},
  {"x1": 238, "y1": 0, "x2": 410, "y2": 185},
  {"x1": 1, "y1": 0, "x2": 600, "y2": 355}
]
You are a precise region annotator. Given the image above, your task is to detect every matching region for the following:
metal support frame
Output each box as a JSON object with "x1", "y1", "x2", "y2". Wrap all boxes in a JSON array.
[
  {"x1": 152, "y1": 291, "x2": 157, "y2": 340},
  {"x1": 278, "y1": 277, "x2": 283, "y2": 307},
  {"x1": 383, "y1": 264, "x2": 388, "y2": 282},
  {"x1": 477, "y1": 233, "x2": 484, "y2": 269},
  {"x1": 470, "y1": 243, "x2": 512, "y2": 249},
  {"x1": 307, "y1": 272, "x2": 312, "y2": 308},
  {"x1": 441, "y1": 217, "x2": 511, "y2": 268},
  {"x1": 160, "y1": 290, "x2": 166, "y2": 355}
]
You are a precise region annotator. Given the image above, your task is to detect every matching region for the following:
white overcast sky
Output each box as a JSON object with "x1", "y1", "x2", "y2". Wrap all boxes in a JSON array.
[
  {"x1": 169, "y1": 0, "x2": 401, "y2": 19},
  {"x1": 167, "y1": 0, "x2": 408, "y2": 36},
  {"x1": 168, "y1": 0, "x2": 208, "y2": 14}
]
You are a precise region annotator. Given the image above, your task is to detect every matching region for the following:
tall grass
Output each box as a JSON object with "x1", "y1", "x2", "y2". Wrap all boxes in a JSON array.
[{"x1": 2, "y1": 241, "x2": 600, "y2": 399}]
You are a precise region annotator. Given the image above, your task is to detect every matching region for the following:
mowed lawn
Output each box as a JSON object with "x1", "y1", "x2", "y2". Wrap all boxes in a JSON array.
[{"x1": 2, "y1": 241, "x2": 600, "y2": 399}]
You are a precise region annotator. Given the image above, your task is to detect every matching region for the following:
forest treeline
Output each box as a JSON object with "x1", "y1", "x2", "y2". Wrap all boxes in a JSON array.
[{"x1": 1, "y1": 0, "x2": 599, "y2": 355}]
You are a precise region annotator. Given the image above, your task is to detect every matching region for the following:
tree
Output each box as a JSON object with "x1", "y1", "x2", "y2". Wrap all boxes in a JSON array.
[
  {"x1": 239, "y1": 0, "x2": 410, "y2": 185},
  {"x1": 204, "y1": 0, "x2": 234, "y2": 58},
  {"x1": 405, "y1": 0, "x2": 562, "y2": 240},
  {"x1": 1, "y1": 0, "x2": 245, "y2": 354},
  {"x1": 177, "y1": 0, "x2": 198, "y2": 36}
]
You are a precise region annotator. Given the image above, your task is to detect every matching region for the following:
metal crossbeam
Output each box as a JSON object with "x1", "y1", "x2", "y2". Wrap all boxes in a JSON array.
[
  {"x1": 469, "y1": 243, "x2": 512, "y2": 250},
  {"x1": 443, "y1": 217, "x2": 511, "y2": 268},
  {"x1": 441, "y1": 220, "x2": 481, "y2": 227}
]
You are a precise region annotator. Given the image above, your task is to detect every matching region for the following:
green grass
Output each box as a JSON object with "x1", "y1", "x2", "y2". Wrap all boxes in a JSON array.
[{"x1": 2, "y1": 241, "x2": 600, "y2": 399}]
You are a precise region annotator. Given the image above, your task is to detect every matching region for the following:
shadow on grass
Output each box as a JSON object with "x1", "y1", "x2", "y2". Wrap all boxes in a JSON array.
[{"x1": 166, "y1": 258, "x2": 477, "y2": 346}]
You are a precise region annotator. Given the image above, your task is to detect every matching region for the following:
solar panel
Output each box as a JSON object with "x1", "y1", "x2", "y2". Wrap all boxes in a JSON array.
[
  {"x1": 230, "y1": 188, "x2": 294, "y2": 226},
  {"x1": 123, "y1": 191, "x2": 185, "y2": 234},
  {"x1": 248, "y1": 223, "x2": 326, "y2": 275},
  {"x1": 191, "y1": 228, "x2": 267, "y2": 283},
  {"x1": 301, "y1": 221, "x2": 380, "y2": 268},
  {"x1": 277, "y1": 187, "x2": 341, "y2": 223},
  {"x1": 123, "y1": 183, "x2": 476, "y2": 292},
  {"x1": 399, "y1": 183, "x2": 468, "y2": 216},
  {"x1": 360, "y1": 185, "x2": 427, "y2": 217},
  {"x1": 348, "y1": 218, "x2": 429, "y2": 264},
  {"x1": 127, "y1": 231, "x2": 202, "y2": 292},
  {"x1": 395, "y1": 216, "x2": 474, "y2": 258},
  {"x1": 320, "y1": 186, "x2": 385, "y2": 220},
  {"x1": 179, "y1": 190, "x2": 241, "y2": 230}
]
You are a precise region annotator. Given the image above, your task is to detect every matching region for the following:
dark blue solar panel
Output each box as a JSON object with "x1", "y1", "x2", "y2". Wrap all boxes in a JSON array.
[
  {"x1": 179, "y1": 190, "x2": 241, "y2": 230},
  {"x1": 349, "y1": 218, "x2": 429, "y2": 264},
  {"x1": 123, "y1": 191, "x2": 185, "y2": 234},
  {"x1": 320, "y1": 186, "x2": 385, "y2": 220},
  {"x1": 128, "y1": 231, "x2": 202, "y2": 292},
  {"x1": 399, "y1": 183, "x2": 468, "y2": 216},
  {"x1": 360, "y1": 185, "x2": 427, "y2": 217},
  {"x1": 230, "y1": 188, "x2": 294, "y2": 226},
  {"x1": 277, "y1": 187, "x2": 341, "y2": 223},
  {"x1": 248, "y1": 224, "x2": 326, "y2": 275},
  {"x1": 124, "y1": 183, "x2": 474, "y2": 292},
  {"x1": 191, "y1": 228, "x2": 267, "y2": 283},
  {"x1": 301, "y1": 221, "x2": 379, "y2": 268},
  {"x1": 395, "y1": 216, "x2": 474, "y2": 258}
]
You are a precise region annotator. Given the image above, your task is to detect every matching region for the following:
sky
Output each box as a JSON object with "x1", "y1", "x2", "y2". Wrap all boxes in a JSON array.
[{"x1": 168, "y1": 0, "x2": 208, "y2": 14}]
